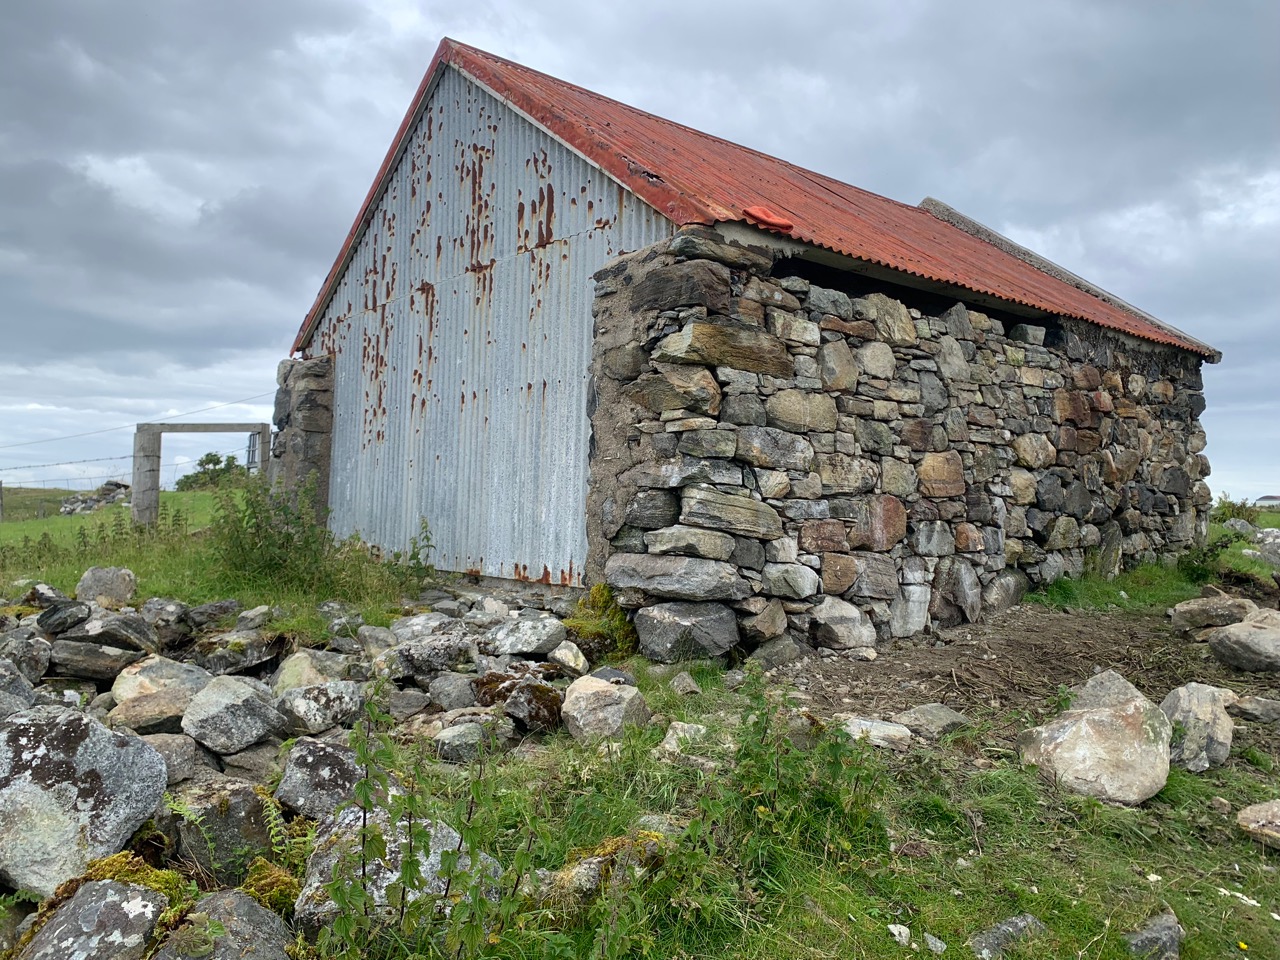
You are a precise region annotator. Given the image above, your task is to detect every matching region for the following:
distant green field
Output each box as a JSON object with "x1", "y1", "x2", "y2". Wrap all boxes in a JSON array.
[{"x1": 0, "y1": 490, "x2": 219, "y2": 546}]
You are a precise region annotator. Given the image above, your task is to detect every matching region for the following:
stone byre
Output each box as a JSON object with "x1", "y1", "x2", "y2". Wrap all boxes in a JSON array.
[
  {"x1": 1017, "y1": 671, "x2": 1171, "y2": 805},
  {"x1": 0, "y1": 709, "x2": 167, "y2": 896},
  {"x1": 1160, "y1": 682, "x2": 1236, "y2": 772},
  {"x1": 562, "y1": 676, "x2": 652, "y2": 741},
  {"x1": 16, "y1": 880, "x2": 166, "y2": 960},
  {"x1": 634, "y1": 602, "x2": 740, "y2": 662},
  {"x1": 294, "y1": 804, "x2": 501, "y2": 935},
  {"x1": 1236, "y1": 799, "x2": 1280, "y2": 850}
]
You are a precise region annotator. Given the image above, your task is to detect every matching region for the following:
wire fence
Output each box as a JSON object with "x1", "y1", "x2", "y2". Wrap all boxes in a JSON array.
[{"x1": 0, "y1": 444, "x2": 250, "y2": 523}]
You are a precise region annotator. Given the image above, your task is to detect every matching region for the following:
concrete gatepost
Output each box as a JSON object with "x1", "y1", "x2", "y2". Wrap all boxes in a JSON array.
[{"x1": 131, "y1": 422, "x2": 272, "y2": 526}]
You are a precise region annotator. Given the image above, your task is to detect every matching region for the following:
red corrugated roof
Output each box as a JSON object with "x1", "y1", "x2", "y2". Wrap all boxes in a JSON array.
[{"x1": 295, "y1": 38, "x2": 1216, "y2": 358}]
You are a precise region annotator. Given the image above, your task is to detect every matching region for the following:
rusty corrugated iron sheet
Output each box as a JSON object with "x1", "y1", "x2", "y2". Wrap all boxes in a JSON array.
[
  {"x1": 306, "y1": 65, "x2": 673, "y2": 582},
  {"x1": 296, "y1": 38, "x2": 1216, "y2": 359}
]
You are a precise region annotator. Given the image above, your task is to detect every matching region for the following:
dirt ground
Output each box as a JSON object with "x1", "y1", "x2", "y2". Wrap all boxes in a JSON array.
[{"x1": 779, "y1": 589, "x2": 1280, "y2": 749}]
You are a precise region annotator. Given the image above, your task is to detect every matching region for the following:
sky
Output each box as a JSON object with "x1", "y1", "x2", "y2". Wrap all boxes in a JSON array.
[{"x1": 0, "y1": 0, "x2": 1276, "y2": 500}]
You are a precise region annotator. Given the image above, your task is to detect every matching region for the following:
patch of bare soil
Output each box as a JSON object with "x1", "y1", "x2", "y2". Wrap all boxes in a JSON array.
[{"x1": 780, "y1": 599, "x2": 1280, "y2": 747}]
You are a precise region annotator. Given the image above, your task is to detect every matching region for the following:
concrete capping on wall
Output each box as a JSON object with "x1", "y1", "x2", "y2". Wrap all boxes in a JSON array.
[
  {"x1": 269, "y1": 357, "x2": 334, "y2": 517},
  {"x1": 587, "y1": 228, "x2": 1210, "y2": 656}
]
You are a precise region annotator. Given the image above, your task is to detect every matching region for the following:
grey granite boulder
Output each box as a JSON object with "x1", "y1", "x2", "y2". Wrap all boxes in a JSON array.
[
  {"x1": 191, "y1": 630, "x2": 284, "y2": 676},
  {"x1": 484, "y1": 615, "x2": 567, "y2": 656},
  {"x1": 969, "y1": 913, "x2": 1047, "y2": 958},
  {"x1": 276, "y1": 680, "x2": 365, "y2": 735},
  {"x1": 1160, "y1": 682, "x2": 1237, "y2": 772},
  {"x1": 166, "y1": 771, "x2": 273, "y2": 884},
  {"x1": 0, "y1": 629, "x2": 50, "y2": 683},
  {"x1": 74, "y1": 566, "x2": 137, "y2": 606},
  {"x1": 1123, "y1": 909, "x2": 1183, "y2": 960},
  {"x1": 1018, "y1": 672, "x2": 1170, "y2": 805},
  {"x1": 562, "y1": 676, "x2": 652, "y2": 741},
  {"x1": 152, "y1": 889, "x2": 290, "y2": 960},
  {"x1": 15, "y1": 880, "x2": 166, "y2": 960},
  {"x1": 634, "y1": 602, "x2": 739, "y2": 662},
  {"x1": 60, "y1": 613, "x2": 159, "y2": 654},
  {"x1": 0, "y1": 708, "x2": 167, "y2": 896},
  {"x1": 182, "y1": 676, "x2": 287, "y2": 755},
  {"x1": 274, "y1": 737, "x2": 359, "y2": 820},
  {"x1": 893, "y1": 703, "x2": 968, "y2": 740},
  {"x1": 1208, "y1": 619, "x2": 1280, "y2": 672}
]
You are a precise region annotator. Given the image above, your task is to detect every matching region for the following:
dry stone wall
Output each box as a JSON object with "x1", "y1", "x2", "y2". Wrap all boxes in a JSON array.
[
  {"x1": 588, "y1": 229, "x2": 1210, "y2": 654},
  {"x1": 269, "y1": 357, "x2": 333, "y2": 514}
]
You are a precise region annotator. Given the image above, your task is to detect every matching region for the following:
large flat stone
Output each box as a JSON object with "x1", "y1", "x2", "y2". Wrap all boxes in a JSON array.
[
  {"x1": 653, "y1": 322, "x2": 793, "y2": 377},
  {"x1": 605, "y1": 553, "x2": 751, "y2": 602},
  {"x1": 680, "y1": 486, "x2": 784, "y2": 539},
  {"x1": 635, "y1": 602, "x2": 740, "y2": 661}
]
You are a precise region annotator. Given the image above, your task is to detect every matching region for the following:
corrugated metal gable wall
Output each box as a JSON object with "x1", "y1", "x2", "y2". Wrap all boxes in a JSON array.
[{"x1": 306, "y1": 66, "x2": 673, "y2": 584}]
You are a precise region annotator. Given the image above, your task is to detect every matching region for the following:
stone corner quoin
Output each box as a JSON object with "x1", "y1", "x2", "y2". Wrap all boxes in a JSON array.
[{"x1": 586, "y1": 230, "x2": 1211, "y2": 650}]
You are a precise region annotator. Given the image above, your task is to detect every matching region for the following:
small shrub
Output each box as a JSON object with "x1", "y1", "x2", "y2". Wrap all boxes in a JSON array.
[
  {"x1": 1212, "y1": 492, "x2": 1259, "y2": 526},
  {"x1": 1177, "y1": 529, "x2": 1244, "y2": 583}
]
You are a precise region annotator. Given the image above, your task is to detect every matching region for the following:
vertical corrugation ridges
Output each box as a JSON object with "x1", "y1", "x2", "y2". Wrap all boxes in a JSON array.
[{"x1": 305, "y1": 67, "x2": 674, "y2": 583}]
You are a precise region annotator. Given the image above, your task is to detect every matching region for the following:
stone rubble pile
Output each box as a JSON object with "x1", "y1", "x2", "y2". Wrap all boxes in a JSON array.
[
  {"x1": 58, "y1": 479, "x2": 130, "y2": 516},
  {"x1": 1, "y1": 567, "x2": 1276, "y2": 958},
  {"x1": 590, "y1": 230, "x2": 1210, "y2": 664}
]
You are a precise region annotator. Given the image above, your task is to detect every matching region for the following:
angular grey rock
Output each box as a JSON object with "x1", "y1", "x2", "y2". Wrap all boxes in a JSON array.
[
  {"x1": 485, "y1": 616, "x2": 567, "y2": 656},
  {"x1": 294, "y1": 804, "x2": 501, "y2": 935},
  {"x1": 356, "y1": 624, "x2": 397, "y2": 658},
  {"x1": 969, "y1": 913, "x2": 1048, "y2": 959},
  {"x1": 274, "y1": 737, "x2": 359, "y2": 820},
  {"x1": 182, "y1": 676, "x2": 287, "y2": 754},
  {"x1": 107, "y1": 685, "x2": 199, "y2": 735},
  {"x1": 605, "y1": 553, "x2": 752, "y2": 603},
  {"x1": 1170, "y1": 595, "x2": 1257, "y2": 632},
  {"x1": 0, "y1": 709, "x2": 166, "y2": 896},
  {"x1": 912, "y1": 521, "x2": 956, "y2": 557},
  {"x1": 1018, "y1": 681, "x2": 1171, "y2": 805},
  {"x1": 220, "y1": 738, "x2": 285, "y2": 785},
  {"x1": 643, "y1": 524, "x2": 737, "y2": 561},
  {"x1": 235, "y1": 605, "x2": 273, "y2": 631},
  {"x1": 187, "y1": 599, "x2": 242, "y2": 628},
  {"x1": 982, "y1": 570, "x2": 1028, "y2": 614},
  {"x1": 1123, "y1": 909, "x2": 1183, "y2": 960},
  {"x1": 855, "y1": 341, "x2": 896, "y2": 379},
  {"x1": 429, "y1": 672, "x2": 477, "y2": 711},
  {"x1": 434, "y1": 722, "x2": 487, "y2": 762},
  {"x1": 1207, "y1": 620, "x2": 1280, "y2": 672},
  {"x1": 35, "y1": 600, "x2": 91, "y2": 636},
  {"x1": 890, "y1": 585, "x2": 932, "y2": 638},
  {"x1": 277, "y1": 680, "x2": 365, "y2": 735},
  {"x1": 734, "y1": 426, "x2": 816, "y2": 472},
  {"x1": 1228, "y1": 695, "x2": 1280, "y2": 723},
  {"x1": 669, "y1": 671, "x2": 703, "y2": 696},
  {"x1": 139, "y1": 597, "x2": 192, "y2": 647},
  {"x1": 191, "y1": 630, "x2": 283, "y2": 676},
  {"x1": 681, "y1": 486, "x2": 784, "y2": 540},
  {"x1": 762, "y1": 562, "x2": 821, "y2": 599},
  {"x1": 73, "y1": 566, "x2": 137, "y2": 606},
  {"x1": 749, "y1": 636, "x2": 804, "y2": 669},
  {"x1": 547, "y1": 640, "x2": 590, "y2": 677},
  {"x1": 809, "y1": 596, "x2": 876, "y2": 651},
  {"x1": 0, "y1": 692, "x2": 29, "y2": 721},
  {"x1": 635, "y1": 602, "x2": 739, "y2": 662},
  {"x1": 16, "y1": 880, "x2": 165, "y2": 960},
  {"x1": 931, "y1": 556, "x2": 981, "y2": 625},
  {"x1": 270, "y1": 649, "x2": 355, "y2": 695},
  {"x1": 152, "y1": 889, "x2": 290, "y2": 960},
  {"x1": 113, "y1": 654, "x2": 212, "y2": 703},
  {"x1": 390, "y1": 611, "x2": 458, "y2": 642},
  {"x1": 0, "y1": 630, "x2": 50, "y2": 684},
  {"x1": 375, "y1": 635, "x2": 479, "y2": 681},
  {"x1": 562, "y1": 676, "x2": 652, "y2": 740},
  {"x1": 1160, "y1": 682, "x2": 1236, "y2": 772},
  {"x1": 840, "y1": 717, "x2": 913, "y2": 751},
  {"x1": 1071, "y1": 669, "x2": 1145, "y2": 709},
  {"x1": 0, "y1": 659, "x2": 34, "y2": 710},
  {"x1": 893, "y1": 703, "x2": 968, "y2": 740},
  {"x1": 141, "y1": 732, "x2": 216, "y2": 786},
  {"x1": 387, "y1": 687, "x2": 431, "y2": 721},
  {"x1": 49, "y1": 639, "x2": 144, "y2": 680},
  {"x1": 59, "y1": 613, "x2": 159, "y2": 654},
  {"x1": 1236, "y1": 798, "x2": 1280, "y2": 850},
  {"x1": 623, "y1": 489, "x2": 680, "y2": 529},
  {"x1": 167, "y1": 771, "x2": 272, "y2": 884}
]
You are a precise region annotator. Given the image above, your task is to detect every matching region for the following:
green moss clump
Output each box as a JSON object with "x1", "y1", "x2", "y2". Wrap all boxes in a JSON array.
[
  {"x1": 563, "y1": 584, "x2": 637, "y2": 660},
  {"x1": 240, "y1": 857, "x2": 301, "y2": 917}
]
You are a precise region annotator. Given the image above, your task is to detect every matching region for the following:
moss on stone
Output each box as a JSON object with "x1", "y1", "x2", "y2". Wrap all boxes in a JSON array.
[{"x1": 240, "y1": 857, "x2": 301, "y2": 917}]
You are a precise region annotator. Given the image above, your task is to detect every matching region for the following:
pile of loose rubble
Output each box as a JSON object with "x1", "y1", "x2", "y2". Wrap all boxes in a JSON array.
[
  {"x1": 0, "y1": 567, "x2": 1276, "y2": 959},
  {"x1": 58, "y1": 479, "x2": 131, "y2": 515}
]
